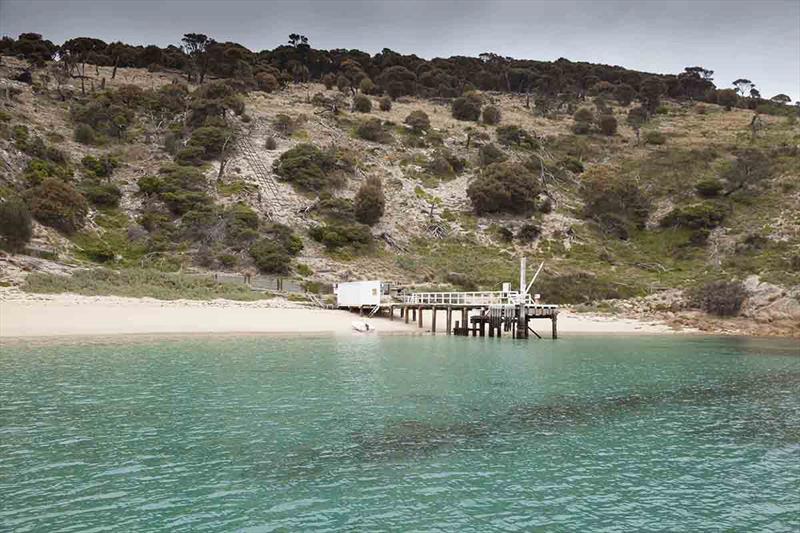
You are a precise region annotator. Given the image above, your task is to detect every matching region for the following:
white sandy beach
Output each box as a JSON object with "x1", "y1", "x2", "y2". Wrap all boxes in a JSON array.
[{"x1": 0, "y1": 290, "x2": 677, "y2": 339}]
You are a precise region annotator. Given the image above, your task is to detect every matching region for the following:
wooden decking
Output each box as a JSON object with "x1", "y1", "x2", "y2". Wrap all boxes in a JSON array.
[{"x1": 378, "y1": 292, "x2": 559, "y2": 339}]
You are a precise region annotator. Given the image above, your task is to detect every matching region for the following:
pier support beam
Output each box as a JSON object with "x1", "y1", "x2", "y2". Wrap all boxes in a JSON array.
[
  {"x1": 431, "y1": 306, "x2": 437, "y2": 333},
  {"x1": 461, "y1": 308, "x2": 468, "y2": 336},
  {"x1": 552, "y1": 315, "x2": 558, "y2": 339},
  {"x1": 405, "y1": 306, "x2": 410, "y2": 324},
  {"x1": 446, "y1": 307, "x2": 452, "y2": 335},
  {"x1": 417, "y1": 306, "x2": 423, "y2": 329},
  {"x1": 412, "y1": 308, "x2": 417, "y2": 322}
]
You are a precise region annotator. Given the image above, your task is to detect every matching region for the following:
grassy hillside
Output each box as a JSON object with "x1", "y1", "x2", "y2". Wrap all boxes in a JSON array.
[{"x1": 0, "y1": 54, "x2": 798, "y2": 316}]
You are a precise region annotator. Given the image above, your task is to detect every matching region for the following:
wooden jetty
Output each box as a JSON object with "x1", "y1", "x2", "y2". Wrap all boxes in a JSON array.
[
  {"x1": 337, "y1": 258, "x2": 559, "y2": 339},
  {"x1": 385, "y1": 291, "x2": 558, "y2": 339}
]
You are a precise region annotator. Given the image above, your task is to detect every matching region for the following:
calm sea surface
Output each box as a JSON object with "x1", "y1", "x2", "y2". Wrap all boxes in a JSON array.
[{"x1": 1, "y1": 335, "x2": 798, "y2": 531}]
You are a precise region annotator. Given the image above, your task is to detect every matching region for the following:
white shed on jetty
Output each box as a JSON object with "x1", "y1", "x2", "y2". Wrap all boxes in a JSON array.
[{"x1": 334, "y1": 280, "x2": 388, "y2": 308}]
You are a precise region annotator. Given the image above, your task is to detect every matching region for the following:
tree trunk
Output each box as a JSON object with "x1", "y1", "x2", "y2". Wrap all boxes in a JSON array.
[{"x1": 111, "y1": 56, "x2": 118, "y2": 80}]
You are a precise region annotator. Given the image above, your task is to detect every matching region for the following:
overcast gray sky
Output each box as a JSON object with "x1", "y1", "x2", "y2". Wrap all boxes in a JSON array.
[{"x1": 1, "y1": 0, "x2": 798, "y2": 101}]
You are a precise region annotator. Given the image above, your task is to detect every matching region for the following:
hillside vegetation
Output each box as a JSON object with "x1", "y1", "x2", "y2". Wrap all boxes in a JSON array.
[{"x1": 0, "y1": 32, "x2": 798, "y2": 332}]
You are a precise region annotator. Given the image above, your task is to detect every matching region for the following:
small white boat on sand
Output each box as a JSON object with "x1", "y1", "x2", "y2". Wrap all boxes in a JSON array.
[{"x1": 352, "y1": 320, "x2": 375, "y2": 333}]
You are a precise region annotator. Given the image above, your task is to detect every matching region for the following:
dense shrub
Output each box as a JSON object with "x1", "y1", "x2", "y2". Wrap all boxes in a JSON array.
[
  {"x1": 572, "y1": 121, "x2": 592, "y2": 135},
  {"x1": 722, "y1": 149, "x2": 771, "y2": 196},
  {"x1": 81, "y1": 154, "x2": 119, "y2": 179},
  {"x1": 660, "y1": 202, "x2": 727, "y2": 230},
  {"x1": 516, "y1": 223, "x2": 541, "y2": 243},
  {"x1": 187, "y1": 80, "x2": 244, "y2": 128},
  {"x1": 581, "y1": 173, "x2": 650, "y2": 238},
  {"x1": 379, "y1": 96, "x2": 392, "y2": 111},
  {"x1": 353, "y1": 94, "x2": 372, "y2": 113},
  {"x1": 478, "y1": 143, "x2": 507, "y2": 166},
  {"x1": 355, "y1": 118, "x2": 393, "y2": 143},
  {"x1": 689, "y1": 280, "x2": 747, "y2": 316},
  {"x1": 186, "y1": 126, "x2": 231, "y2": 160},
  {"x1": 176, "y1": 145, "x2": 206, "y2": 166},
  {"x1": 224, "y1": 203, "x2": 259, "y2": 246},
  {"x1": 248, "y1": 223, "x2": 303, "y2": 274},
  {"x1": 451, "y1": 93, "x2": 482, "y2": 121},
  {"x1": 273, "y1": 143, "x2": 342, "y2": 191},
  {"x1": 322, "y1": 73, "x2": 336, "y2": 90},
  {"x1": 26, "y1": 178, "x2": 89, "y2": 234},
  {"x1": 467, "y1": 161, "x2": 540, "y2": 215},
  {"x1": 695, "y1": 178, "x2": 724, "y2": 198},
  {"x1": 614, "y1": 83, "x2": 635, "y2": 106},
  {"x1": 249, "y1": 239, "x2": 291, "y2": 274},
  {"x1": 71, "y1": 92, "x2": 135, "y2": 139},
  {"x1": 404, "y1": 110, "x2": 430, "y2": 132},
  {"x1": 74, "y1": 123, "x2": 96, "y2": 144},
  {"x1": 716, "y1": 89, "x2": 738, "y2": 111},
  {"x1": 482, "y1": 105, "x2": 501, "y2": 125},
  {"x1": 23, "y1": 158, "x2": 73, "y2": 185},
  {"x1": 644, "y1": 130, "x2": 666, "y2": 145},
  {"x1": 81, "y1": 182, "x2": 122, "y2": 207},
  {"x1": 264, "y1": 136, "x2": 277, "y2": 150},
  {"x1": 358, "y1": 78, "x2": 376, "y2": 94},
  {"x1": 153, "y1": 164, "x2": 212, "y2": 215},
  {"x1": 309, "y1": 220, "x2": 372, "y2": 251},
  {"x1": 496, "y1": 125, "x2": 536, "y2": 148},
  {"x1": 354, "y1": 176, "x2": 385, "y2": 225},
  {"x1": 598, "y1": 114, "x2": 618, "y2": 135},
  {"x1": 573, "y1": 107, "x2": 594, "y2": 123},
  {"x1": 0, "y1": 198, "x2": 33, "y2": 252},
  {"x1": 255, "y1": 72, "x2": 278, "y2": 93}
]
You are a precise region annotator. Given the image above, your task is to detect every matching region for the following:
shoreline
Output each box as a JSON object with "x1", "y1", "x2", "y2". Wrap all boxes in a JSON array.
[{"x1": 1, "y1": 290, "x2": 683, "y2": 340}]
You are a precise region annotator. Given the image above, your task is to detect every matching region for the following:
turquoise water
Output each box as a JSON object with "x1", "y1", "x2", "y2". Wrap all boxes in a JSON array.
[{"x1": 1, "y1": 335, "x2": 798, "y2": 531}]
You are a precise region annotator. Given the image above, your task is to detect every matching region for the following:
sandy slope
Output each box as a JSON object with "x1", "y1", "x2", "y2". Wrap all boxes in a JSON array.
[{"x1": 0, "y1": 291, "x2": 676, "y2": 339}]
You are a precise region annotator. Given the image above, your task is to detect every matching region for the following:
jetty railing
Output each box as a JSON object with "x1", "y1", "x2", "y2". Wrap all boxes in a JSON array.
[{"x1": 401, "y1": 291, "x2": 533, "y2": 306}]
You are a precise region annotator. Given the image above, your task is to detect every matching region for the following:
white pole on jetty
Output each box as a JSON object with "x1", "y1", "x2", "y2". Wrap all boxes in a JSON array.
[{"x1": 518, "y1": 257, "x2": 527, "y2": 338}]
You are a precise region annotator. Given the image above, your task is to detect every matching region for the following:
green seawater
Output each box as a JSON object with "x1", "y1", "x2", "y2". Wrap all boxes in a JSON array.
[{"x1": 1, "y1": 335, "x2": 798, "y2": 531}]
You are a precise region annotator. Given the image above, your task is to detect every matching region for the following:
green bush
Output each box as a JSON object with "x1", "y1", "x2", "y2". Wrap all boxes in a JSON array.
[
  {"x1": 26, "y1": 178, "x2": 89, "y2": 234},
  {"x1": 379, "y1": 96, "x2": 392, "y2": 111},
  {"x1": 81, "y1": 154, "x2": 119, "y2": 179},
  {"x1": 482, "y1": 105, "x2": 501, "y2": 125},
  {"x1": 309, "y1": 220, "x2": 372, "y2": 251},
  {"x1": 467, "y1": 161, "x2": 540, "y2": 215},
  {"x1": 74, "y1": 123, "x2": 97, "y2": 144},
  {"x1": 573, "y1": 107, "x2": 594, "y2": 123},
  {"x1": 322, "y1": 73, "x2": 336, "y2": 89},
  {"x1": 224, "y1": 203, "x2": 259, "y2": 246},
  {"x1": 273, "y1": 143, "x2": 342, "y2": 191},
  {"x1": 516, "y1": 223, "x2": 541, "y2": 243},
  {"x1": 716, "y1": 89, "x2": 738, "y2": 110},
  {"x1": 660, "y1": 202, "x2": 727, "y2": 230},
  {"x1": 451, "y1": 93, "x2": 482, "y2": 121},
  {"x1": 496, "y1": 125, "x2": 537, "y2": 148},
  {"x1": 176, "y1": 145, "x2": 206, "y2": 166},
  {"x1": 187, "y1": 126, "x2": 231, "y2": 160},
  {"x1": 695, "y1": 178, "x2": 724, "y2": 198},
  {"x1": 689, "y1": 280, "x2": 747, "y2": 316},
  {"x1": 0, "y1": 198, "x2": 33, "y2": 252},
  {"x1": 581, "y1": 173, "x2": 650, "y2": 237},
  {"x1": 81, "y1": 182, "x2": 122, "y2": 207},
  {"x1": 249, "y1": 239, "x2": 291, "y2": 274},
  {"x1": 644, "y1": 130, "x2": 666, "y2": 145},
  {"x1": 597, "y1": 114, "x2": 618, "y2": 135},
  {"x1": 404, "y1": 110, "x2": 430, "y2": 132},
  {"x1": 23, "y1": 158, "x2": 73, "y2": 185},
  {"x1": 478, "y1": 143, "x2": 507, "y2": 166},
  {"x1": 354, "y1": 176, "x2": 385, "y2": 225},
  {"x1": 355, "y1": 118, "x2": 393, "y2": 143},
  {"x1": 353, "y1": 94, "x2": 372, "y2": 113},
  {"x1": 154, "y1": 164, "x2": 212, "y2": 214}
]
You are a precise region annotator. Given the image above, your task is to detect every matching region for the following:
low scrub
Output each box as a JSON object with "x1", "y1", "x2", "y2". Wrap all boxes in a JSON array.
[
  {"x1": 0, "y1": 198, "x2": 33, "y2": 252},
  {"x1": 467, "y1": 161, "x2": 541, "y2": 215},
  {"x1": 660, "y1": 202, "x2": 727, "y2": 230},
  {"x1": 688, "y1": 280, "x2": 747, "y2": 316},
  {"x1": 273, "y1": 143, "x2": 346, "y2": 192},
  {"x1": 309, "y1": 220, "x2": 372, "y2": 252},
  {"x1": 355, "y1": 118, "x2": 393, "y2": 143},
  {"x1": 496, "y1": 125, "x2": 537, "y2": 149},
  {"x1": 580, "y1": 171, "x2": 650, "y2": 238},
  {"x1": 23, "y1": 268, "x2": 269, "y2": 301},
  {"x1": 26, "y1": 178, "x2": 89, "y2": 234}
]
